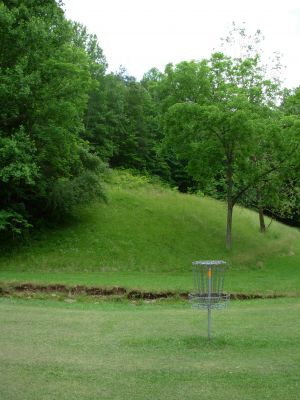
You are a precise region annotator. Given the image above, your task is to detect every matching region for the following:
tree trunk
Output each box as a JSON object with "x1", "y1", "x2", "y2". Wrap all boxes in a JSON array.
[
  {"x1": 256, "y1": 188, "x2": 266, "y2": 233},
  {"x1": 226, "y1": 200, "x2": 233, "y2": 250},
  {"x1": 226, "y1": 152, "x2": 234, "y2": 250},
  {"x1": 258, "y1": 205, "x2": 266, "y2": 233}
]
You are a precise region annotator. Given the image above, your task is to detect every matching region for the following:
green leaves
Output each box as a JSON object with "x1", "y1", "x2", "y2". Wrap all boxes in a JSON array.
[
  {"x1": 0, "y1": 209, "x2": 32, "y2": 235},
  {"x1": 0, "y1": 0, "x2": 107, "y2": 236},
  {"x1": 162, "y1": 49, "x2": 297, "y2": 247},
  {"x1": 0, "y1": 128, "x2": 39, "y2": 185},
  {"x1": 47, "y1": 171, "x2": 106, "y2": 219}
]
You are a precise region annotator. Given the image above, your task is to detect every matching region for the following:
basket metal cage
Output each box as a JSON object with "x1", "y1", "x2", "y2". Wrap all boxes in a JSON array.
[{"x1": 189, "y1": 260, "x2": 230, "y2": 310}]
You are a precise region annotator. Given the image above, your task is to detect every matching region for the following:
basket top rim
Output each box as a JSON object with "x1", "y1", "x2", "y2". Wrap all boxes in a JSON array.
[{"x1": 192, "y1": 260, "x2": 226, "y2": 265}]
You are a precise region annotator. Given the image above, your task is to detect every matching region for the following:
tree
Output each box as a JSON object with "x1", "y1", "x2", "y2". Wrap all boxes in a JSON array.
[
  {"x1": 218, "y1": 23, "x2": 299, "y2": 232},
  {"x1": 141, "y1": 61, "x2": 212, "y2": 191},
  {"x1": 0, "y1": 0, "x2": 106, "y2": 236},
  {"x1": 82, "y1": 64, "x2": 167, "y2": 177},
  {"x1": 164, "y1": 52, "x2": 294, "y2": 249},
  {"x1": 280, "y1": 88, "x2": 300, "y2": 226}
]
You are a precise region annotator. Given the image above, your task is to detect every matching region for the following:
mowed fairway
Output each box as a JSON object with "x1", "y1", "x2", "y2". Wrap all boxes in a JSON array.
[{"x1": 0, "y1": 298, "x2": 299, "y2": 400}]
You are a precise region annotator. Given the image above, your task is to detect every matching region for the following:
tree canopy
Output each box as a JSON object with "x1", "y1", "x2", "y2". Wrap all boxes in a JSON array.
[
  {"x1": 1, "y1": 4, "x2": 299, "y2": 248},
  {"x1": 0, "y1": 0, "x2": 105, "y2": 235}
]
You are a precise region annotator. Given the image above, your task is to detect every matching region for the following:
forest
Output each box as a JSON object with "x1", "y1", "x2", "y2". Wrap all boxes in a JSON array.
[{"x1": 0, "y1": 0, "x2": 299, "y2": 249}]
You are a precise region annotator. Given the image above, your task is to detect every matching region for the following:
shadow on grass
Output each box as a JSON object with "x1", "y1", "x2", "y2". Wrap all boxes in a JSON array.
[{"x1": 123, "y1": 334, "x2": 298, "y2": 351}]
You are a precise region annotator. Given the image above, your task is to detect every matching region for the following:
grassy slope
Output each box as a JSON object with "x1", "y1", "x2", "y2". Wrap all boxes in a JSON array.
[
  {"x1": 1, "y1": 297, "x2": 299, "y2": 400},
  {"x1": 0, "y1": 172, "x2": 299, "y2": 294}
]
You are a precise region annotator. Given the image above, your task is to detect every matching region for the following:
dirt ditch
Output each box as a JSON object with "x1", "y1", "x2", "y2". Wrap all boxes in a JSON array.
[{"x1": 0, "y1": 283, "x2": 285, "y2": 301}]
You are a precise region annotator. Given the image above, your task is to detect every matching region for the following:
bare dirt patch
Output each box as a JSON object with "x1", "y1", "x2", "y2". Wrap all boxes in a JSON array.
[{"x1": 0, "y1": 283, "x2": 285, "y2": 301}]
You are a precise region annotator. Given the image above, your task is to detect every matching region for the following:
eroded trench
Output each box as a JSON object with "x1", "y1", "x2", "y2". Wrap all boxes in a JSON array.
[{"x1": 0, "y1": 283, "x2": 285, "y2": 301}]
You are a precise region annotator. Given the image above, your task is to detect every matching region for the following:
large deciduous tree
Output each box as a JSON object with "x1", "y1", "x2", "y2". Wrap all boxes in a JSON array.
[
  {"x1": 0, "y1": 0, "x2": 106, "y2": 236},
  {"x1": 164, "y1": 52, "x2": 297, "y2": 249}
]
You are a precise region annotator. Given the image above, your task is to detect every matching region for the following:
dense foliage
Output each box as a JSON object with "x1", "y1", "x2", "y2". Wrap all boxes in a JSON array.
[
  {"x1": 0, "y1": 0, "x2": 106, "y2": 236},
  {"x1": 0, "y1": 2, "x2": 299, "y2": 245}
]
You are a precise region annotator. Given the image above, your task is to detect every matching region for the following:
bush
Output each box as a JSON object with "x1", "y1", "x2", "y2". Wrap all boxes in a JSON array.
[
  {"x1": 47, "y1": 170, "x2": 107, "y2": 219},
  {"x1": 0, "y1": 209, "x2": 32, "y2": 236}
]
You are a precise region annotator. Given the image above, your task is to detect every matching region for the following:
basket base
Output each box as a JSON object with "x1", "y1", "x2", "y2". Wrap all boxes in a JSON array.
[{"x1": 189, "y1": 292, "x2": 230, "y2": 309}]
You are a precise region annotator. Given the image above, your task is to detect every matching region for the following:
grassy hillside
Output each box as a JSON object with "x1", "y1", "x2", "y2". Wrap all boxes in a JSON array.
[{"x1": 0, "y1": 171, "x2": 299, "y2": 294}]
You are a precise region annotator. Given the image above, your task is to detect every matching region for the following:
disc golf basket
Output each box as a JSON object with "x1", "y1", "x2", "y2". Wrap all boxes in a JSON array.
[{"x1": 189, "y1": 260, "x2": 230, "y2": 340}]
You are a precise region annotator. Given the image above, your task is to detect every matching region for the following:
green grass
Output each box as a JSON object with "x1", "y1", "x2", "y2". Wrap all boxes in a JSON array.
[
  {"x1": 1, "y1": 257, "x2": 300, "y2": 296},
  {"x1": 0, "y1": 171, "x2": 299, "y2": 294},
  {"x1": 1, "y1": 172, "x2": 298, "y2": 398},
  {"x1": 0, "y1": 297, "x2": 299, "y2": 400}
]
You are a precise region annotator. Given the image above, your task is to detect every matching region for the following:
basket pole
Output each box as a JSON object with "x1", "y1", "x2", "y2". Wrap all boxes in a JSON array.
[{"x1": 208, "y1": 267, "x2": 212, "y2": 340}]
